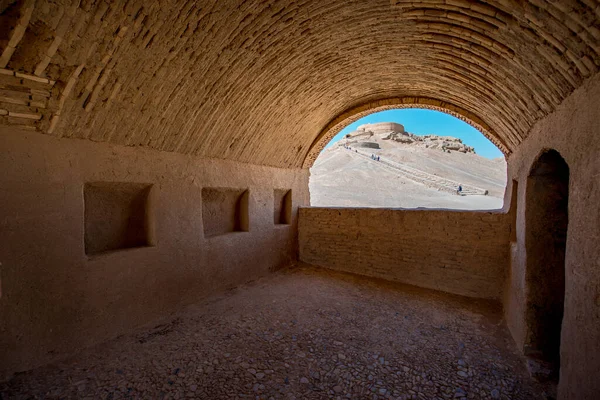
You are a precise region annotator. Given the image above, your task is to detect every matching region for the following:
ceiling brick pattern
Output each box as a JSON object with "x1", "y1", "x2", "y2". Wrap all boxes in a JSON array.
[{"x1": 1, "y1": 0, "x2": 598, "y2": 168}]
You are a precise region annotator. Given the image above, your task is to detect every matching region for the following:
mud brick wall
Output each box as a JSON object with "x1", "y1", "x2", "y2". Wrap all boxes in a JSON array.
[
  {"x1": 0, "y1": 126, "x2": 309, "y2": 378},
  {"x1": 299, "y1": 207, "x2": 511, "y2": 300},
  {"x1": 503, "y1": 73, "x2": 600, "y2": 399}
]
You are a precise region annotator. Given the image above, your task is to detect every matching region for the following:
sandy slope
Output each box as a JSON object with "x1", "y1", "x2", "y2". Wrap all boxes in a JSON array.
[{"x1": 309, "y1": 142, "x2": 507, "y2": 210}]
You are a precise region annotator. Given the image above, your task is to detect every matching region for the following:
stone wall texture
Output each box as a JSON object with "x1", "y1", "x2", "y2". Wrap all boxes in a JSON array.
[
  {"x1": 504, "y1": 72, "x2": 600, "y2": 400},
  {"x1": 0, "y1": 126, "x2": 309, "y2": 378},
  {"x1": 299, "y1": 208, "x2": 511, "y2": 300}
]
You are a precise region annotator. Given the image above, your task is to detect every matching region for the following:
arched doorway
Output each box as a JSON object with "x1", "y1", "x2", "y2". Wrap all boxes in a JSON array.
[
  {"x1": 308, "y1": 109, "x2": 507, "y2": 209},
  {"x1": 524, "y1": 149, "x2": 569, "y2": 383}
]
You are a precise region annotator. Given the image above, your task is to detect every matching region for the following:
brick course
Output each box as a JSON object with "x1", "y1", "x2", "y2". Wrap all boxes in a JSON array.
[
  {"x1": 2, "y1": 1, "x2": 599, "y2": 168},
  {"x1": 299, "y1": 207, "x2": 511, "y2": 300}
]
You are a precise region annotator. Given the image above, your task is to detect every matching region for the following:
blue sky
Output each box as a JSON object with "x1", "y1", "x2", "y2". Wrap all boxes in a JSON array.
[{"x1": 324, "y1": 109, "x2": 503, "y2": 159}]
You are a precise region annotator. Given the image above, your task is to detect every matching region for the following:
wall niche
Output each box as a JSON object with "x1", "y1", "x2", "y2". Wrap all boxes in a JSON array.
[
  {"x1": 274, "y1": 189, "x2": 292, "y2": 225},
  {"x1": 202, "y1": 188, "x2": 249, "y2": 237},
  {"x1": 84, "y1": 182, "x2": 155, "y2": 255}
]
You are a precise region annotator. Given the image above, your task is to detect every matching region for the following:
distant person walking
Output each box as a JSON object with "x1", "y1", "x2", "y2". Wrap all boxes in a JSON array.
[
  {"x1": 377, "y1": 156, "x2": 380, "y2": 161},
  {"x1": 457, "y1": 184, "x2": 463, "y2": 195}
]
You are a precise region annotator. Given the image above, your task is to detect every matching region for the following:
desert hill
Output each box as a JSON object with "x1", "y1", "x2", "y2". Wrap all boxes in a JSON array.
[{"x1": 309, "y1": 122, "x2": 507, "y2": 209}]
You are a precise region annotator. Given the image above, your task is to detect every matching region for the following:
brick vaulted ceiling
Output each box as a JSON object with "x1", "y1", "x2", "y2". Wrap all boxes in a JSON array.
[{"x1": 1, "y1": 0, "x2": 599, "y2": 168}]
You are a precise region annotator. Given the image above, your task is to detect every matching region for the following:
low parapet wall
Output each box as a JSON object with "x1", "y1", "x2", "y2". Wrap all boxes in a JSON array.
[{"x1": 299, "y1": 207, "x2": 510, "y2": 300}]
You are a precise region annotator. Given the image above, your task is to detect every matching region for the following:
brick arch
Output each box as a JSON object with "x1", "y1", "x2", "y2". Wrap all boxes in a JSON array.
[
  {"x1": 302, "y1": 97, "x2": 508, "y2": 168},
  {"x1": 0, "y1": 0, "x2": 598, "y2": 168}
]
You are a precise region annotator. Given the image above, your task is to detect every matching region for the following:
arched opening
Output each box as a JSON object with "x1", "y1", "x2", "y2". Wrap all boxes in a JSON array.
[
  {"x1": 302, "y1": 97, "x2": 510, "y2": 169},
  {"x1": 309, "y1": 109, "x2": 507, "y2": 209},
  {"x1": 524, "y1": 149, "x2": 569, "y2": 383}
]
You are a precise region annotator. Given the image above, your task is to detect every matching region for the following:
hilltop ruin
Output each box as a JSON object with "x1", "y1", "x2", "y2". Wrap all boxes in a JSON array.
[{"x1": 344, "y1": 122, "x2": 475, "y2": 153}]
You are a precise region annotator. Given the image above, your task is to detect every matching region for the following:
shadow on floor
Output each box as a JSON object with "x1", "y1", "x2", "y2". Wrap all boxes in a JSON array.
[{"x1": 1, "y1": 264, "x2": 546, "y2": 399}]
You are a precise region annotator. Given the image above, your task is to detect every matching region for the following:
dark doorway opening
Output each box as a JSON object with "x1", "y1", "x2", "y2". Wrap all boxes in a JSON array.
[{"x1": 524, "y1": 149, "x2": 569, "y2": 384}]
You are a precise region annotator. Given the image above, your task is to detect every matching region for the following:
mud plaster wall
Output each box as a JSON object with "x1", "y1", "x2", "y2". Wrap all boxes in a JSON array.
[
  {"x1": 298, "y1": 208, "x2": 510, "y2": 300},
  {"x1": 504, "y1": 72, "x2": 600, "y2": 400},
  {"x1": 201, "y1": 188, "x2": 249, "y2": 237},
  {"x1": 84, "y1": 182, "x2": 155, "y2": 254},
  {"x1": 0, "y1": 127, "x2": 309, "y2": 378}
]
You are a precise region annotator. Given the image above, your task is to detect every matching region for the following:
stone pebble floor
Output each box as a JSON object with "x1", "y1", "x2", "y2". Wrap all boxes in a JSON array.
[{"x1": 1, "y1": 265, "x2": 545, "y2": 399}]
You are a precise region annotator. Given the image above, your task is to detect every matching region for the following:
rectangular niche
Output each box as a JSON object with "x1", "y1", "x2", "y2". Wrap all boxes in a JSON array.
[
  {"x1": 202, "y1": 188, "x2": 249, "y2": 237},
  {"x1": 84, "y1": 182, "x2": 154, "y2": 256},
  {"x1": 274, "y1": 189, "x2": 292, "y2": 225}
]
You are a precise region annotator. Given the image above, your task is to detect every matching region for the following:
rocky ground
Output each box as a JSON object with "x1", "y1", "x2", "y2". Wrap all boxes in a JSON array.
[
  {"x1": 1, "y1": 265, "x2": 545, "y2": 400},
  {"x1": 310, "y1": 129, "x2": 507, "y2": 210}
]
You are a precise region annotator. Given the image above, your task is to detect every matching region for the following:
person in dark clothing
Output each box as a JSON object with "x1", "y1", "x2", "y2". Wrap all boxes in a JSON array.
[{"x1": 457, "y1": 185, "x2": 463, "y2": 195}]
